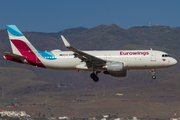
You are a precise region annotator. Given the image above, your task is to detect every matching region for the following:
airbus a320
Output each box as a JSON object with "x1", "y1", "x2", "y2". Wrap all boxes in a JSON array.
[{"x1": 3, "y1": 25, "x2": 177, "y2": 82}]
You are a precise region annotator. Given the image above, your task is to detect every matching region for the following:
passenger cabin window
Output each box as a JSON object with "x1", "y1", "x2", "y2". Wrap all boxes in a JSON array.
[{"x1": 162, "y1": 54, "x2": 170, "y2": 57}]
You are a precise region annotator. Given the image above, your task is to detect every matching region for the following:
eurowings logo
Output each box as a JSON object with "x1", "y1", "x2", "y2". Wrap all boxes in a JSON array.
[
  {"x1": 120, "y1": 51, "x2": 149, "y2": 56},
  {"x1": 162, "y1": 59, "x2": 166, "y2": 61}
]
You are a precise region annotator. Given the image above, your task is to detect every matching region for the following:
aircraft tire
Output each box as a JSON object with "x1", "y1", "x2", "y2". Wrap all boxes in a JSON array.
[
  {"x1": 93, "y1": 76, "x2": 99, "y2": 82},
  {"x1": 152, "y1": 75, "x2": 156, "y2": 79},
  {"x1": 90, "y1": 73, "x2": 96, "y2": 78},
  {"x1": 90, "y1": 73, "x2": 99, "y2": 82}
]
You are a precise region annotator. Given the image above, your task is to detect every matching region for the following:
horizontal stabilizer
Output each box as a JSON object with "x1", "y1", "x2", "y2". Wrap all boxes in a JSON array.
[{"x1": 4, "y1": 52, "x2": 26, "y2": 59}]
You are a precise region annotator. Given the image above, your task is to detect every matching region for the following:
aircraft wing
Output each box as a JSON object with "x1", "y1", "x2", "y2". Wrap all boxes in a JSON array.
[{"x1": 61, "y1": 35, "x2": 106, "y2": 67}]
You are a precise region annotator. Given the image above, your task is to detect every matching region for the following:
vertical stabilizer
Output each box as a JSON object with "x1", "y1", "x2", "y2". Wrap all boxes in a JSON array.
[
  {"x1": 6, "y1": 25, "x2": 45, "y2": 68},
  {"x1": 6, "y1": 25, "x2": 36, "y2": 56}
]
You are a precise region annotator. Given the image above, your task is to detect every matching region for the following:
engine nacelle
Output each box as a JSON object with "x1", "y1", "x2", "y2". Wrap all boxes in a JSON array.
[
  {"x1": 104, "y1": 62, "x2": 127, "y2": 77},
  {"x1": 103, "y1": 70, "x2": 127, "y2": 77},
  {"x1": 106, "y1": 62, "x2": 124, "y2": 72}
]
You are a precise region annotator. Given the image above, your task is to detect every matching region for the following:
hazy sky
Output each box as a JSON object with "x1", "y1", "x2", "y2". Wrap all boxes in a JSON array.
[{"x1": 0, "y1": 0, "x2": 180, "y2": 32}]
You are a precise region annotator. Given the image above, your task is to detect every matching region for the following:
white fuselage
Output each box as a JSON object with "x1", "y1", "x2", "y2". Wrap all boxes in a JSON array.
[{"x1": 37, "y1": 50, "x2": 177, "y2": 71}]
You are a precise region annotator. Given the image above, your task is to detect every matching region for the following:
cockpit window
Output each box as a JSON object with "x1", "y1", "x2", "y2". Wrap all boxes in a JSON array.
[{"x1": 162, "y1": 54, "x2": 170, "y2": 57}]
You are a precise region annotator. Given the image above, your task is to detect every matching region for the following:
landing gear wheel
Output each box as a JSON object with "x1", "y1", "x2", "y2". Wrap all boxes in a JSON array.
[
  {"x1": 90, "y1": 73, "x2": 96, "y2": 78},
  {"x1": 150, "y1": 69, "x2": 156, "y2": 79},
  {"x1": 152, "y1": 75, "x2": 156, "y2": 79},
  {"x1": 93, "y1": 76, "x2": 99, "y2": 82},
  {"x1": 90, "y1": 73, "x2": 99, "y2": 82}
]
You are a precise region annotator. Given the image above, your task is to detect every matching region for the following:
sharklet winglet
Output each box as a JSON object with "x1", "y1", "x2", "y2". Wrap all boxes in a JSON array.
[{"x1": 61, "y1": 35, "x2": 70, "y2": 47}]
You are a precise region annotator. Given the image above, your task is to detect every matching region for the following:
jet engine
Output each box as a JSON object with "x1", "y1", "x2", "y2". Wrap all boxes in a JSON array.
[
  {"x1": 106, "y1": 62, "x2": 124, "y2": 72},
  {"x1": 103, "y1": 62, "x2": 127, "y2": 77}
]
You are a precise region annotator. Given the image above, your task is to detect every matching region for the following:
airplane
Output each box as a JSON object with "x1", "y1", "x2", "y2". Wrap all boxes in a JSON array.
[{"x1": 3, "y1": 25, "x2": 177, "y2": 82}]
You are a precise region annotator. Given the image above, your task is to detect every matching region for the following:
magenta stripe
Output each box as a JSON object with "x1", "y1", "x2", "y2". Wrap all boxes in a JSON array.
[{"x1": 11, "y1": 39, "x2": 45, "y2": 68}]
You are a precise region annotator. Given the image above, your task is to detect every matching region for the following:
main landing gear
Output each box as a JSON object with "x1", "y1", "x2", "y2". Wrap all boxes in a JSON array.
[
  {"x1": 151, "y1": 69, "x2": 156, "y2": 79},
  {"x1": 90, "y1": 71, "x2": 100, "y2": 82}
]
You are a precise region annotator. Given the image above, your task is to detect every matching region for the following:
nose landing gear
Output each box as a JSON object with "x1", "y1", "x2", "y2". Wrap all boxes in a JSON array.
[{"x1": 151, "y1": 69, "x2": 156, "y2": 79}]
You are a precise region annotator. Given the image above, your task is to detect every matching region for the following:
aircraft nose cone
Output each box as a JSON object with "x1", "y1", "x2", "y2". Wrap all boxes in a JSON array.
[{"x1": 172, "y1": 58, "x2": 177, "y2": 65}]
